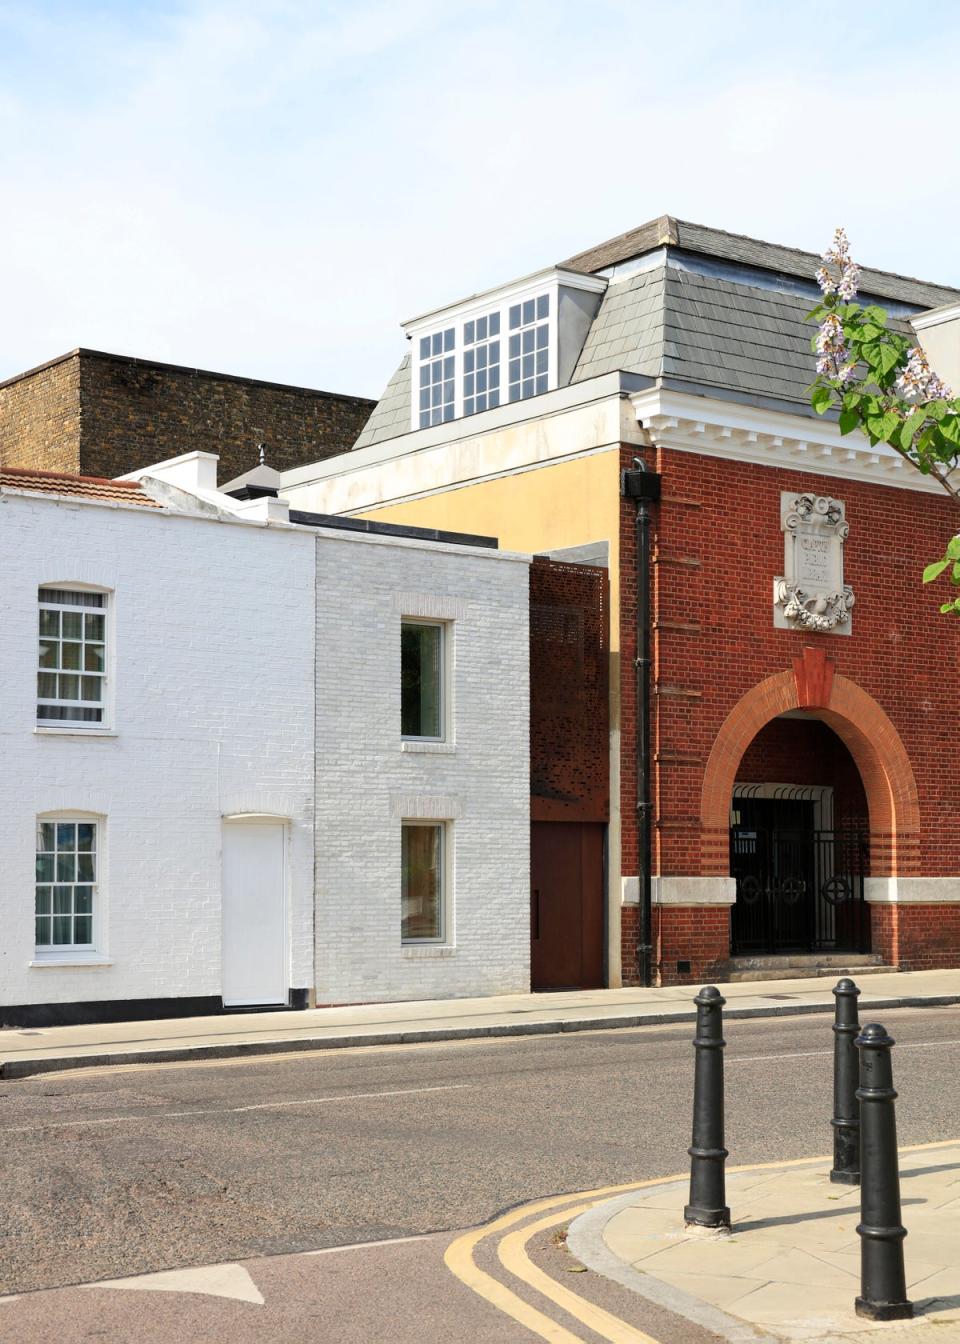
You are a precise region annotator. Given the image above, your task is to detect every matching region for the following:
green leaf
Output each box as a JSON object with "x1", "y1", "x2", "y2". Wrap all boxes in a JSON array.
[
  {"x1": 811, "y1": 386, "x2": 835, "y2": 415},
  {"x1": 939, "y1": 415, "x2": 960, "y2": 447},
  {"x1": 838, "y1": 408, "x2": 861, "y2": 435},
  {"x1": 899, "y1": 411, "x2": 926, "y2": 450},
  {"x1": 923, "y1": 558, "x2": 949, "y2": 583},
  {"x1": 952, "y1": 561, "x2": 960, "y2": 585},
  {"x1": 862, "y1": 305, "x2": 888, "y2": 326},
  {"x1": 865, "y1": 410, "x2": 900, "y2": 442},
  {"x1": 861, "y1": 341, "x2": 882, "y2": 370},
  {"x1": 806, "y1": 304, "x2": 827, "y2": 322},
  {"x1": 859, "y1": 323, "x2": 884, "y2": 342},
  {"x1": 948, "y1": 536, "x2": 960, "y2": 560},
  {"x1": 876, "y1": 344, "x2": 901, "y2": 377}
]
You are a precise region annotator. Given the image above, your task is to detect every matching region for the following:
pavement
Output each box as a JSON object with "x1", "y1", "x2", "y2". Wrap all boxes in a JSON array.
[
  {"x1": 568, "y1": 1139, "x2": 960, "y2": 1344},
  {"x1": 3, "y1": 967, "x2": 960, "y2": 1078}
]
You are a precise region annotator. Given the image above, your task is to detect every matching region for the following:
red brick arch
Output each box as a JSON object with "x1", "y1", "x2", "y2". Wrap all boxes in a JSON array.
[{"x1": 699, "y1": 669, "x2": 921, "y2": 877}]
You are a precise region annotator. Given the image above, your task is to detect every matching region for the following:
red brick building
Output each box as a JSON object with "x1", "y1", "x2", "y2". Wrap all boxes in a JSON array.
[{"x1": 276, "y1": 217, "x2": 960, "y2": 987}]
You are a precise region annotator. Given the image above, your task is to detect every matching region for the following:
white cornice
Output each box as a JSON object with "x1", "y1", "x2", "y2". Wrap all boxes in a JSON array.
[
  {"x1": 403, "y1": 267, "x2": 607, "y2": 334},
  {"x1": 630, "y1": 388, "x2": 952, "y2": 495},
  {"x1": 912, "y1": 301, "x2": 960, "y2": 330},
  {"x1": 281, "y1": 372, "x2": 631, "y2": 490}
]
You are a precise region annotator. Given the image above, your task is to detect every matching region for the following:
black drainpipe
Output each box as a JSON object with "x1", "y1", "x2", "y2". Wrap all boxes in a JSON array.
[{"x1": 622, "y1": 457, "x2": 661, "y2": 988}]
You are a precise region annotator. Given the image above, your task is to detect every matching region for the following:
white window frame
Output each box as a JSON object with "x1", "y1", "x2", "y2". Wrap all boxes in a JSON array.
[
  {"x1": 34, "y1": 813, "x2": 102, "y2": 957},
  {"x1": 401, "y1": 820, "x2": 448, "y2": 945},
  {"x1": 401, "y1": 617, "x2": 447, "y2": 744},
  {"x1": 405, "y1": 268, "x2": 606, "y2": 431},
  {"x1": 37, "y1": 585, "x2": 112, "y2": 730}
]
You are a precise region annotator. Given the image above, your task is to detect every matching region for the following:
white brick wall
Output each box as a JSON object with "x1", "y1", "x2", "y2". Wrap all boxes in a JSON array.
[
  {"x1": 0, "y1": 491, "x2": 532, "y2": 1014},
  {"x1": 313, "y1": 531, "x2": 531, "y2": 1003},
  {"x1": 0, "y1": 493, "x2": 315, "y2": 1010}
]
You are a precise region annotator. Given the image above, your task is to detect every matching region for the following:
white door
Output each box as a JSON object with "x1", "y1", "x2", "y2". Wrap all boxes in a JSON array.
[{"x1": 222, "y1": 819, "x2": 287, "y2": 1007}]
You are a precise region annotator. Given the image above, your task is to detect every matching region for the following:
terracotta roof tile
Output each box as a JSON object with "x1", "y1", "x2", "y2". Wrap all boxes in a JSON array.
[{"x1": 0, "y1": 466, "x2": 162, "y2": 507}]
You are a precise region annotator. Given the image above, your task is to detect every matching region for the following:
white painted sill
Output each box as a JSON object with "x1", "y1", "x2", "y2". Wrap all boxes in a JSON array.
[
  {"x1": 401, "y1": 740, "x2": 455, "y2": 755},
  {"x1": 401, "y1": 946, "x2": 457, "y2": 959},
  {"x1": 34, "y1": 727, "x2": 118, "y2": 739},
  {"x1": 29, "y1": 955, "x2": 114, "y2": 968}
]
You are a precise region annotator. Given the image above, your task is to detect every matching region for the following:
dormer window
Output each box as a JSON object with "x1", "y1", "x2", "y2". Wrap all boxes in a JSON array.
[
  {"x1": 508, "y1": 294, "x2": 549, "y2": 402},
  {"x1": 463, "y1": 313, "x2": 501, "y2": 416},
  {"x1": 406, "y1": 268, "x2": 606, "y2": 433},
  {"x1": 418, "y1": 328, "x2": 455, "y2": 428}
]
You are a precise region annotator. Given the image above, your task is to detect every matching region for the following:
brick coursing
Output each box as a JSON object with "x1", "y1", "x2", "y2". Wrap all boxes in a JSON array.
[
  {"x1": 313, "y1": 536, "x2": 531, "y2": 1004},
  {"x1": 871, "y1": 904, "x2": 960, "y2": 970},
  {"x1": 618, "y1": 441, "x2": 960, "y2": 985},
  {"x1": 0, "y1": 356, "x2": 80, "y2": 475},
  {"x1": 655, "y1": 906, "x2": 731, "y2": 985},
  {"x1": 0, "y1": 350, "x2": 375, "y2": 485}
]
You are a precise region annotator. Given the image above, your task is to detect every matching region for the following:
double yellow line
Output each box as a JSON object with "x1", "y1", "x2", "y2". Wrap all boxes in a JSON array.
[
  {"x1": 444, "y1": 1176, "x2": 678, "y2": 1343},
  {"x1": 445, "y1": 1138, "x2": 960, "y2": 1343}
]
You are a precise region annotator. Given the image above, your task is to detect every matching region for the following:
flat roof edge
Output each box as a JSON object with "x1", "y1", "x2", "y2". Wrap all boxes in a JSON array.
[
  {"x1": 288, "y1": 509, "x2": 499, "y2": 550},
  {"x1": 0, "y1": 347, "x2": 376, "y2": 405}
]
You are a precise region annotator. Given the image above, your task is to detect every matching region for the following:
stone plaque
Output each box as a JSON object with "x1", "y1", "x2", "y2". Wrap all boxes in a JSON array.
[{"x1": 774, "y1": 492, "x2": 854, "y2": 634}]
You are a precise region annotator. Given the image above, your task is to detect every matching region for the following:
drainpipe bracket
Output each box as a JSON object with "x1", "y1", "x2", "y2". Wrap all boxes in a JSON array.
[{"x1": 621, "y1": 469, "x2": 662, "y2": 502}]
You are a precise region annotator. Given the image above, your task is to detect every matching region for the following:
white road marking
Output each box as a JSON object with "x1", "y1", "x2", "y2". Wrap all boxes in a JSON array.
[
  {"x1": 301, "y1": 1234, "x2": 430, "y2": 1256},
  {"x1": 727, "y1": 1039, "x2": 960, "y2": 1064},
  {"x1": 88, "y1": 1262, "x2": 264, "y2": 1305},
  {"x1": 0, "y1": 1083, "x2": 472, "y2": 1134}
]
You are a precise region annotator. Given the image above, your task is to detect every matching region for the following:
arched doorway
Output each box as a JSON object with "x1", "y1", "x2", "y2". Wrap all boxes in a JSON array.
[
  {"x1": 699, "y1": 658, "x2": 921, "y2": 958},
  {"x1": 729, "y1": 717, "x2": 869, "y2": 955}
]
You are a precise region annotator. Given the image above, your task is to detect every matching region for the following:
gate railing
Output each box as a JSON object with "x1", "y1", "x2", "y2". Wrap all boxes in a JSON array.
[{"x1": 730, "y1": 827, "x2": 869, "y2": 956}]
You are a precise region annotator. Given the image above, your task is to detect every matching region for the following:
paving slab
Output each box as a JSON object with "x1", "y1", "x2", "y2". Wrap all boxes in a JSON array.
[
  {"x1": 2, "y1": 968, "x2": 960, "y2": 1078},
  {"x1": 568, "y1": 1141, "x2": 960, "y2": 1344}
]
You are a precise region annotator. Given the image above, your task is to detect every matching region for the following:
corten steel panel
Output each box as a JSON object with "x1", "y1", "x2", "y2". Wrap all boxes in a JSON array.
[
  {"x1": 531, "y1": 821, "x2": 604, "y2": 990},
  {"x1": 529, "y1": 557, "x2": 609, "y2": 823}
]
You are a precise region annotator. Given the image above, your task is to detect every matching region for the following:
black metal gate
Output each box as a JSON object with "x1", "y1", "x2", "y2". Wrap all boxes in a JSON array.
[{"x1": 730, "y1": 827, "x2": 869, "y2": 955}]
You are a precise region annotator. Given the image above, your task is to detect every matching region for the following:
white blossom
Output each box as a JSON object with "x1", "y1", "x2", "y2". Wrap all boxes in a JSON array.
[
  {"x1": 815, "y1": 312, "x2": 850, "y2": 380},
  {"x1": 816, "y1": 227, "x2": 860, "y2": 301},
  {"x1": 894, "y1": 346, "x2": 953, "y2": 403}
]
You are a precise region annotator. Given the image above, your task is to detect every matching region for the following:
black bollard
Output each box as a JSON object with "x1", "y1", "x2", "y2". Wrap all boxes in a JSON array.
[
  {"x1": 830, "y1": 977, "x2": 861, "y2": 1185},
  {"x1": 684, "y1": 986, "x2": 730, "y2": 1229},
  {"x1": 855, "y1": 1023, "x2": 912, "y2": 1321}
]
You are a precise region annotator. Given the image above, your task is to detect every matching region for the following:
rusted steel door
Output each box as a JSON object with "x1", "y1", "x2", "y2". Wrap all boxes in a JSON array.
[{"x1": 530, "y1": 822, "x2": 604, "y2": 990}]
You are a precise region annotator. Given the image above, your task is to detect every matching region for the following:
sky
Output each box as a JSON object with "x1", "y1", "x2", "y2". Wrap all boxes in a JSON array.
[{"x1": 2, "y1": 0, "x2": 959, "y2": 400}]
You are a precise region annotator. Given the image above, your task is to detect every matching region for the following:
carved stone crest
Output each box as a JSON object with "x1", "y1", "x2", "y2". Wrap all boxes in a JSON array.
[{"x1": 774, "y1": 492, "x2": 854, "y2": 635}]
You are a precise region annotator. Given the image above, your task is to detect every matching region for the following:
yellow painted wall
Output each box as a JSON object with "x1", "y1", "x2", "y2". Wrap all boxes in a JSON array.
[{"x1": 359, "y1": 449, "x2": 622, "y2": 648}]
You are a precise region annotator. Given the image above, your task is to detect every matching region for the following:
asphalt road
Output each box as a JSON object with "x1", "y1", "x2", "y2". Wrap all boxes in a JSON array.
[{"x1": 1, "y1": 1004, "x2": 958, "y2": 1340}]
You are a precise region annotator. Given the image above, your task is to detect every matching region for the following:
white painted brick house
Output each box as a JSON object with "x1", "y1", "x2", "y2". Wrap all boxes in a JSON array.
[
  {"x1": 314, "y1": 531, "x2": 530, "y2": 1003},
  {"x1": 0, "y1": 453, "x2": 530, "y2": 1025}
]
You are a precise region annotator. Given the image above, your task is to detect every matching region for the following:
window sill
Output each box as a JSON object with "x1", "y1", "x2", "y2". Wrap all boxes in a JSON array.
[
  {"x1": 401, "y1": 945, "x2": 457, "y2": 959},
  {"x1": 30, "y1": 955, "x2": 113, "y2": 968},
  {"x1": 34, "y1": 727, "x2": 117, "y2": 738},
  {"x1": 401, "y1": 740, "x2": 455, "y2": 755}
]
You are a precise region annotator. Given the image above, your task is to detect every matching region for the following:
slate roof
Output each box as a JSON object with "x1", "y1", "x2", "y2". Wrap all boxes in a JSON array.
[
  {"x1": 354, "y1": 353, "x2": 412, "y2": 449},
  {"x1": 0, "y1": 465, "x2": 162, "y2": 506},
  {"x1": 572, "y1": 264, "x2": 851, "y2": 406},
  {"x1": 351, "y1": 217, "x2": 960, "y2": 447},
  {"x1": 562, "y1": 215, "x2": 960, "y2": 311}
]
